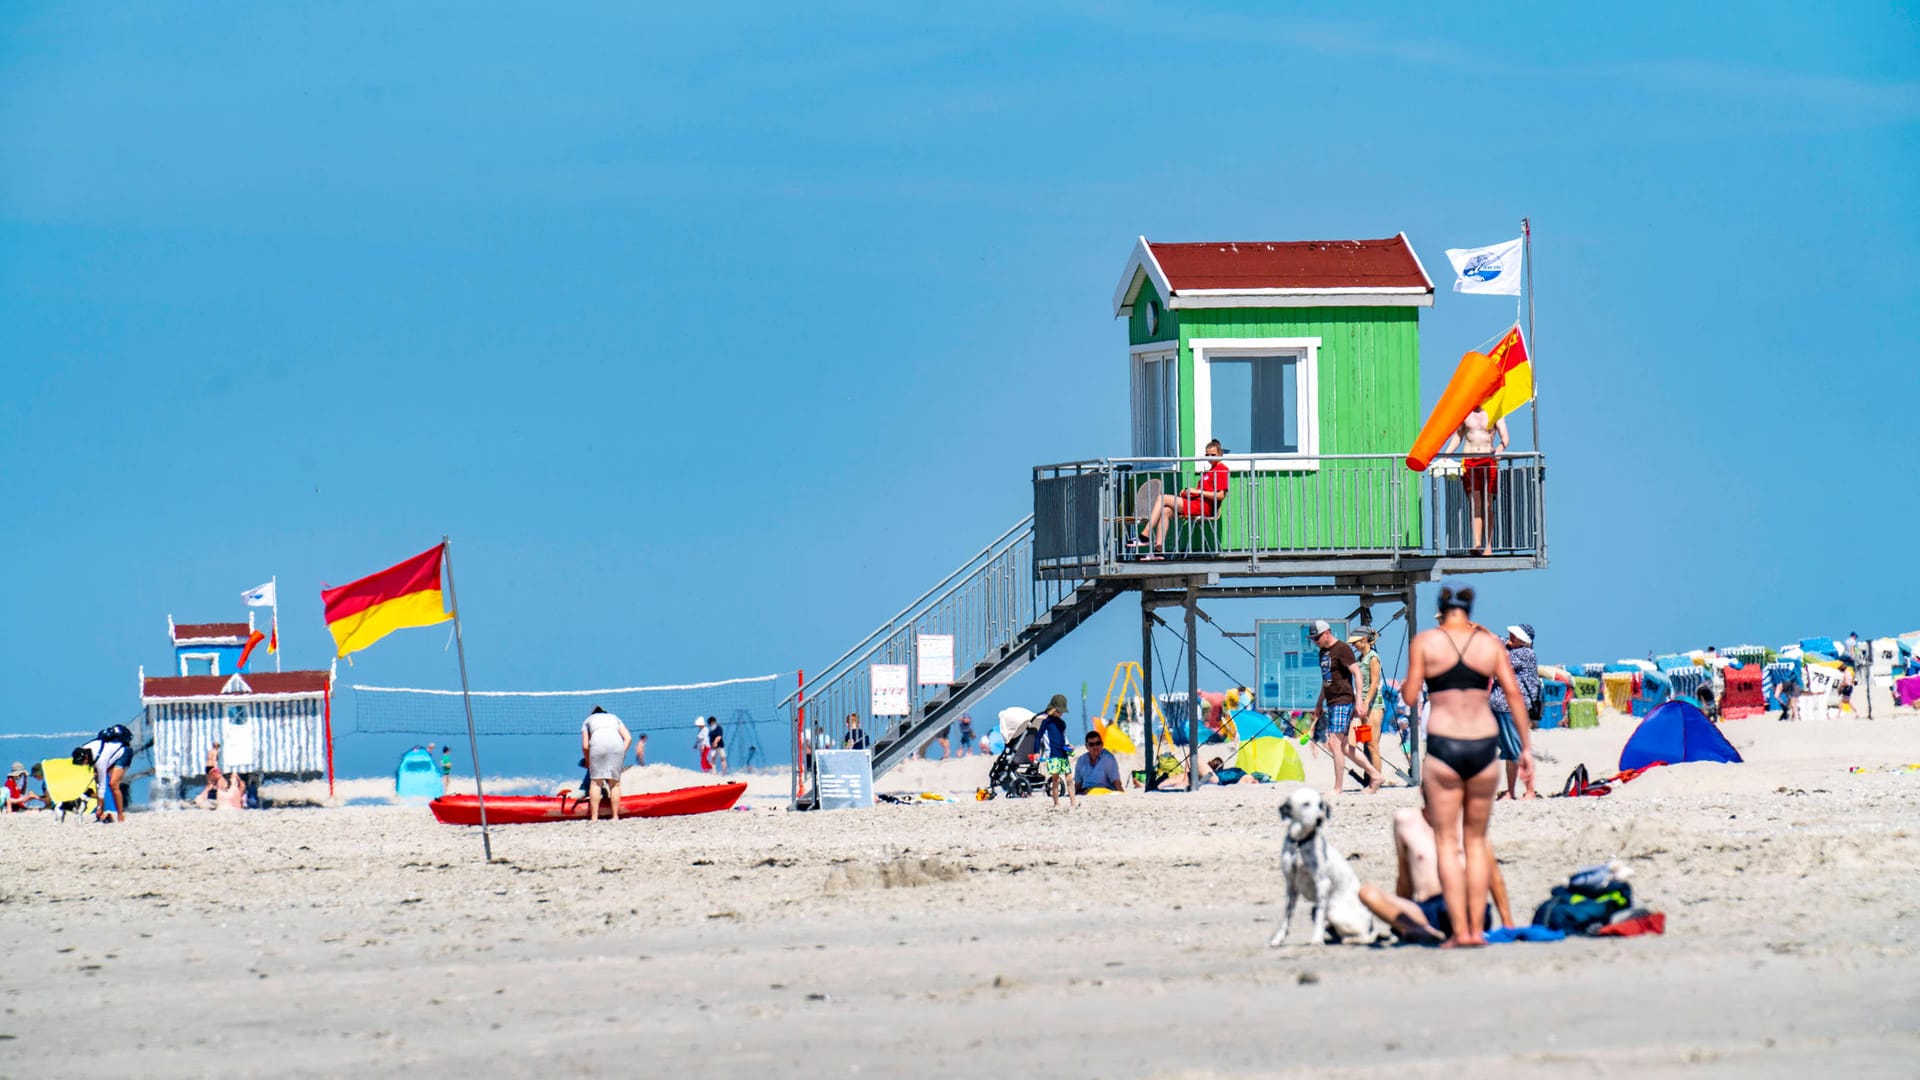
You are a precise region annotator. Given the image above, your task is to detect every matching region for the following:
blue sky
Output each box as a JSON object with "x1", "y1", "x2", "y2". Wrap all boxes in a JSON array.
[{"x1": 3, "y1": 4, "x2": 1915, "y2": 774}]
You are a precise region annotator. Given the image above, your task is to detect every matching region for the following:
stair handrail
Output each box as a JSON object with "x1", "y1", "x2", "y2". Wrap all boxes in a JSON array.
[{"x1": 778, "y1": 514, "x2": 1037, "y2": 710}]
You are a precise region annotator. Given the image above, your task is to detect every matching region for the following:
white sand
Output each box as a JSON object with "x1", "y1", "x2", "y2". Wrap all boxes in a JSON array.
[{"x1": 4, "y1": 708, "x2": 1919, "y2": 1077}]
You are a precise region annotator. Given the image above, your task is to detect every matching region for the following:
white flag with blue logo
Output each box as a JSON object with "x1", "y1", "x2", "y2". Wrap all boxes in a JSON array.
[
  {"x1": 1444, "y1": 237, "x2": 1524, "y2": 296},
  {"x1": 241, "y1": 580, "x2": 277, "y2": 607}
]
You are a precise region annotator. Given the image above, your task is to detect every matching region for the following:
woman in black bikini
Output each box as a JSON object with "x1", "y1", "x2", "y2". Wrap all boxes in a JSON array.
[{"x1": 1403, "y1": 586, "x2": 1532, "y2": 947}]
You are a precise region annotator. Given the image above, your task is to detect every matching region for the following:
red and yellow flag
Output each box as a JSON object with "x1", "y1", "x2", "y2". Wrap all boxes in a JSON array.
[
  {"x1": 321, "y1": 544, "x2": 452, "y2": 658},
  {"x1": 1480, "y1": 325, "x2": 1533, "y2": 422}
]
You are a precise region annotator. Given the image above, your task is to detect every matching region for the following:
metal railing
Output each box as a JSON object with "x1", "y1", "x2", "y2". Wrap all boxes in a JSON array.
[
  {"x1": 1034, "y1": 452, "x2": 1546, "y2": 575},
  {"x1": 782, "y1": 516, "x2": 1090, "y2": 802}
]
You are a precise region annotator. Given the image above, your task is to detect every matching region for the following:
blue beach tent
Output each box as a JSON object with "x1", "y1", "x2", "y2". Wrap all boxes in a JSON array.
[
  {"x1": 1618, "y1": 702, "x2": 1743, "y2": 772},
  {"x1": 1228, "y1": 708, "x2": 1285, "y2": 741},
  {"x1": 395, "y1": 748, "x2": 440, "y2": 801}
]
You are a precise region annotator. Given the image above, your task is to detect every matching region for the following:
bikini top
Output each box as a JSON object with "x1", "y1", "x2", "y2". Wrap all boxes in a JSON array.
[{"x1": 1428, "y1": 627, "x2": 1493, "y2": 693}]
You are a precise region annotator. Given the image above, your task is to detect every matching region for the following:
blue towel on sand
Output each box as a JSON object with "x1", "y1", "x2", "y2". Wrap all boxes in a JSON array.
[{"x1": 1488, "y1": 925, "x2": 1566, "y2": 944}]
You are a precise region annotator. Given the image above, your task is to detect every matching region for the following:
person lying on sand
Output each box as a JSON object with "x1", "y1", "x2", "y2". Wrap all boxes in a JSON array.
[{"x1": 1357, "y1": 807, "x2": 1514, "y2": 945}]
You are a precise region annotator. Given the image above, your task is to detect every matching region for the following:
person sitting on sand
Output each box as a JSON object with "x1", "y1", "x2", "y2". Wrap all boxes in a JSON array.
[
  {"x1": 1357, "y1": 807, "x2": 1514, "y2": 944},
  {"x1": 202, "y1": 771, "x2": 246, "y2": 811},
  {"x1": 581, "y1": 705, "x2": 633, "y2": 822},
  {"x1": 1072, "y1": 730, "x2": 1122, "y2": 794},
  {"x1": 6, "y1": 762, "x2": 47, "y2": 811}
]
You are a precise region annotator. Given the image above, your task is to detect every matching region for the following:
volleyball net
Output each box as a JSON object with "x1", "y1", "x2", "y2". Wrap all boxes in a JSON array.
[{"x1": 351, "y1": 673, "x2": 786, "y2": 766}]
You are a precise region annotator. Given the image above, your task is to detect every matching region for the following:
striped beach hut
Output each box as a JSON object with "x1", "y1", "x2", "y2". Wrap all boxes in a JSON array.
[{"x1": 140, "y1": 667, "x2": 335, "y2": 798}]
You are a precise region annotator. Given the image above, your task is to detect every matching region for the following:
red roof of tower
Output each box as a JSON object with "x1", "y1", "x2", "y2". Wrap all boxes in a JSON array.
[
  {"x1": 142, "y1": 671, "x2": 332, "y2": 699},
  {"x1": 172, "y1": 621, "x2": 252, "y2": 642},
  {"x1": 1148, "y1": 238, "x2": 1431, "y2": 292},
  {"x1": 1112, "y1": 233, "x2": 1434, "y2": 316}
]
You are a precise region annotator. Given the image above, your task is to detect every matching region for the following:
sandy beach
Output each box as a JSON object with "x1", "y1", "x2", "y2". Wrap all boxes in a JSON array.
[{"x1": 5, "y1": 708, "x2": 1919, "y2": 1078}]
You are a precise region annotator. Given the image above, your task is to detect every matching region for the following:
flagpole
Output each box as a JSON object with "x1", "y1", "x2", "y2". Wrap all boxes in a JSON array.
[
  {"x1": 1523, "y1": 217, "x2": 1539, "y2": 454},
  {"x1": 440, "y1": 536, "x2": 494, "y2": 862},
  {"x1": 273, "y1": 575, "x2": 281, "y2": 672}
]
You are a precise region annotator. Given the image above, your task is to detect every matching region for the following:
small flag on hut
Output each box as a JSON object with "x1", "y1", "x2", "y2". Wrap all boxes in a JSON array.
[
  {"x1": 1480, "y1": 325, "x2": 1533, "y2": 422},
  {"x1": 321, "y1": 544, "x2": 453, "y2": 658}
]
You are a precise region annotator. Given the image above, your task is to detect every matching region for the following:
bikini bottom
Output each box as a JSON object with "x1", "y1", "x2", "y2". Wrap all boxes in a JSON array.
[{"x1": 1426, "y1": 734, "x2": 1499, "y2": 777}]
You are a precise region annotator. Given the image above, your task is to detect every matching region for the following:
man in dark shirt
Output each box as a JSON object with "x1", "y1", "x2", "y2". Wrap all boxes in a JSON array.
[{"x1": 1312, "y1": 620, "x2": 1381, "y2": 794}]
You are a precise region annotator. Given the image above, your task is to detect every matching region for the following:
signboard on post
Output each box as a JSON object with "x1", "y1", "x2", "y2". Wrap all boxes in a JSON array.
[
  {"x1": 870, "y1": 663, "x2": 910, "y2": 717},
  {"x1": 813, "y1": 749, "x2": 875, "y2": 810},
  {"x1": 916, "y1": 634, "x2": 955, "y2": 685},
  {"x1": 1256, "y1": 619, "x2": 1348, "y2": 711}
]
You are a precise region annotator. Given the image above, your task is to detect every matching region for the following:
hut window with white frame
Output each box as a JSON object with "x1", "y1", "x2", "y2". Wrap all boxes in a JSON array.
[
  {"x1": 1130, "y1": 350, "x2": 1178, "y2": 458},
  {"x1": 1190, "y1": 337, "x2": 1321, "y2": 465},
  {"x1": 1207, "y1": 355, "x2": 1299, "y2": 454}
]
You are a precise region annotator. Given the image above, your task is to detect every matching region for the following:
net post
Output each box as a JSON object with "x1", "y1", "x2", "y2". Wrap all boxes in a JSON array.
[{"x1": 441, "y1": 536, "x2": 493, "y2": 862}]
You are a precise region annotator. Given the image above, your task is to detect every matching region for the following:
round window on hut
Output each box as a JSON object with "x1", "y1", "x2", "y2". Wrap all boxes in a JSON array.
[{"x1": 1145, "y1": 299, "x2": 1160, "y2": 336}]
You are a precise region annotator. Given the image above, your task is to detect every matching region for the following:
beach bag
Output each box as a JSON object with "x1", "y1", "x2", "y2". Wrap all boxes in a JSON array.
[
  {"x1": 1559, "y1": 764, "x2": 1611, "y2": 798},
  {"x1": 1533, "y1": 881, "x2": 1634, "y2": 934}
]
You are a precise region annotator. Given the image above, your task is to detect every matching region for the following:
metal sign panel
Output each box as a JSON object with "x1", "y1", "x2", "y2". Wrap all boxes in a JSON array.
[
  {"x1": 916, "y1": 634, "x2": 955, "y2": 685},
  {"x1": 870, "y1": 664, "x2": 910, "y2": 716},
  {"x1": 813, "y1": 749, "x2": 875, "y2": 810},
  {"x1": 1255, "y1": 619, "x2": 1348, "y2": 711}
]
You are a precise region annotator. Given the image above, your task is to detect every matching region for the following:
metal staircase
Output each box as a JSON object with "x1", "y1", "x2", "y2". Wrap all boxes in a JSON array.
[{"x1": 784, "y1": 516, "x2": 1123, "y2": 807}]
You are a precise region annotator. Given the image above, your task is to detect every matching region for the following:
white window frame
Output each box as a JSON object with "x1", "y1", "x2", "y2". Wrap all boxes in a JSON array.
[
  {"x1": 1129, "y1": 342, "x2": 1179, "y2": 459},
  {"x1": 1191, "y1": 337, "x2": 1322, "y2": 471},
  {"x1": 178, "y1": 651, "x2": 221, "y2": 676}
]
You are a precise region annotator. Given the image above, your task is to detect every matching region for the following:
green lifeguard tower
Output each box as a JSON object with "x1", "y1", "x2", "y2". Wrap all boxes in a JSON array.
[{"x1": 786, "y1": 234, "x2": 1546, "y2": 805}]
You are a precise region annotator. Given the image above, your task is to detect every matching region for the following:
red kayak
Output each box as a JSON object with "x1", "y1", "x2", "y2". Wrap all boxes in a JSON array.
[{"x1": 428, "y1": 782, "x2": 747, "y2": 825}]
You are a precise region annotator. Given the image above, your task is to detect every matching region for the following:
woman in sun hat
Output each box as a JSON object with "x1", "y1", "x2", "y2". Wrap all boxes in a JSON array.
[
  {"x1": 5, "y1": 762, "x2": 38, "y2": 812},
  {"x1": 1488, "y1": 622, "x2": 1540, "y2": 800}
]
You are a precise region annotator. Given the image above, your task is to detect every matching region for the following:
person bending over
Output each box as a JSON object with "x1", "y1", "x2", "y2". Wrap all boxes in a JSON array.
[
  {"x1": 1358, "y1": 807, "x2": 1514, "y2": 943},
  {"x1": 580, "y1": 705, "x2": 632, "y2": 822}
]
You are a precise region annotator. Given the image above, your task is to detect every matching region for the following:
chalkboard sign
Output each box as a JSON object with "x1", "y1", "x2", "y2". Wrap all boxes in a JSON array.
[{"x1": 813, "y1": 749, "x2": 875, "y2": 810}]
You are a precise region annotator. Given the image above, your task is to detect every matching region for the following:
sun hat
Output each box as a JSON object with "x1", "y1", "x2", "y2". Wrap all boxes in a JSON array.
[
  {"x1": 1046, "y1": 693, "x2": 1070, "y2": 712},
  {"x1": 1507, "y1": 623, "x2": 1535, "y2": 645},
  {"x1": 7, "y1": 762, "x2": 23, "y2": 777},
  {"x1": 1348, "y1": 625, "x2": 1377, "y2": 642},
  {"x1": 694, "y1": 716, "x2": 707, "y2": 727}
]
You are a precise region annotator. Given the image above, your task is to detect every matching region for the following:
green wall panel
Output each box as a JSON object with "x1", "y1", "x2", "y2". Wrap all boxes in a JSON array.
[{"x1": 1164, "y1": 305, "x2": 1425, "y2": 550}]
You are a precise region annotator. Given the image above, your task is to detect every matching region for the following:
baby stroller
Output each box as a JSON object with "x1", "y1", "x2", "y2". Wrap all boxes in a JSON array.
[{"x1": 983, "y1": 706, "x2": 1045, "y2": 799}]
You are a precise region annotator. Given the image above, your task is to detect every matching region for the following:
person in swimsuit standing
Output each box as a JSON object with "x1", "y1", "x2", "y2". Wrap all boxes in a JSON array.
[
  {"x1": 1402, "y1": 585, "x2": 1532, "y2": 947},
  {"x1": 1440, "y1": 406, "x2": 1509, "y2": 555}
]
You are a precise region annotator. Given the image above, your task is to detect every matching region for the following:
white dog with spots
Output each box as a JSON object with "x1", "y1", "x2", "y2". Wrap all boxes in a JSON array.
[{"x1": 1268, "y1": 787, "x2": 1379, "y2": 946}]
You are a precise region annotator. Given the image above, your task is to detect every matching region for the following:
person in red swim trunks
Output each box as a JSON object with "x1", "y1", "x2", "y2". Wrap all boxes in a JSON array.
[
  {"x1": 1134, "y1": 439, "x2": 1229, "y2": 559},
  {"x1": 1440, "y1": 406, "x2": 1508, "y2": 555}
]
